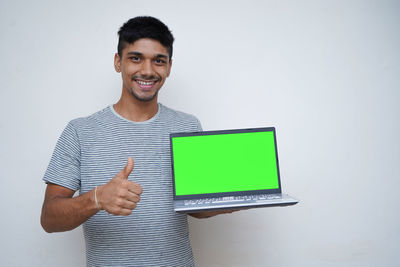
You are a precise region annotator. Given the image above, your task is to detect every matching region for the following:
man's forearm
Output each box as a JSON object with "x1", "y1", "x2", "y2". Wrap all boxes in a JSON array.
[
  {"x1": 41, "y1": 188, "x2": 99, "y2": 233},
  {"x1": 189, "y1": 209, "x2": 237, "y2": 219}
]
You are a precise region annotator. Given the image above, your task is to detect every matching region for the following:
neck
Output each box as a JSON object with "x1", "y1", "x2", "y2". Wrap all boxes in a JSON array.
[{"x1": 113, "y1": 90, "x2": 159, "y2": 122}]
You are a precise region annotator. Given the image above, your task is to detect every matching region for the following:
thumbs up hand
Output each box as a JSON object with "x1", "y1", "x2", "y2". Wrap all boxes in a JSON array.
[{"x1": 96, "y1": 158, "x2": 143, "y2": 216}]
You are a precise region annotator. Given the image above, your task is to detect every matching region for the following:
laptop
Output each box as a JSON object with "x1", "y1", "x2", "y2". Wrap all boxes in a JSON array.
[{"x1": 169, "y1": 127, "x2": 299, "y2": 213}]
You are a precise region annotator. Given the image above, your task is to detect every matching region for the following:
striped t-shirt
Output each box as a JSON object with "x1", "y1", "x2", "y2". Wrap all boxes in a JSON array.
[{"x1": 43, "y1": 103, "x2": 202, "y2": 267}]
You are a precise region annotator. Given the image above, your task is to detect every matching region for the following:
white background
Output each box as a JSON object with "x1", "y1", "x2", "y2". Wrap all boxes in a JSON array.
[{"x1": 1, "y1": 0, "x2": 399, "y2": 266}]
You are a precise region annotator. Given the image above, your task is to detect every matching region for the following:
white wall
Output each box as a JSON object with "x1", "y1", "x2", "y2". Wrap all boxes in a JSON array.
[{"x1": 1, "y1": 0, "x2": 399, "y2": 266}]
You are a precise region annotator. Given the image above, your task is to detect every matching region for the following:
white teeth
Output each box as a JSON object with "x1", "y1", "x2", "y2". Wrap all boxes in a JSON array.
[{"x1": 137, "y1": 80, "x2": 155, "y2": 86}]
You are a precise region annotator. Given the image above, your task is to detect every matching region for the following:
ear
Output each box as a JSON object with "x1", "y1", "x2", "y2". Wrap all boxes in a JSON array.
[
  {"x1": 114, "y1": 53, "x2": 121, "y2": 73},
  {"x1": 167, "y1": 59, "x2": 172, "y2": 77}
]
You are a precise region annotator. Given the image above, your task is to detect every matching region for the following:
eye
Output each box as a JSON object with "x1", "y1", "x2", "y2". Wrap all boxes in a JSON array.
[
  {"x1": 155, "y1": 58, "x2": 166, "y2": 65},
  {"x1": 129, "y1": 56, "x2": 140, "y2": 62}
]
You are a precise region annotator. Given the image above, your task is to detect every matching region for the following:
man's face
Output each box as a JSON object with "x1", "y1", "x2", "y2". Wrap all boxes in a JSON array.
[{"x1": 114, "y1": 38, "x2": 172, "y2": 102}]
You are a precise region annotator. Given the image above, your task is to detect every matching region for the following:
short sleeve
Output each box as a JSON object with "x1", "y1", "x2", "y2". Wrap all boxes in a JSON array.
[{"x1": 43, "y1": 121, "x2": 81, "y2": 191}]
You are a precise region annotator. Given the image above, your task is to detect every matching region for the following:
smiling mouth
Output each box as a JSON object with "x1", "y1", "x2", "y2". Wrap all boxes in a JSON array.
[
  {"x1": 132, "y1": 74, "x2": 161, "y2": 89},
  {"x1": 135, "y1": 79, "x2": 158, "y2": 89}
]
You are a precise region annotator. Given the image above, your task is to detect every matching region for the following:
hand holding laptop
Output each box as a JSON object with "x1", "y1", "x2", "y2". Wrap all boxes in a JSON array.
[
  {"x1": 96, "y1": 158, "x2": 143, "y2": 216},
  {"x1": 189, "y1": 209, "x2": 239, "y2": 219}
]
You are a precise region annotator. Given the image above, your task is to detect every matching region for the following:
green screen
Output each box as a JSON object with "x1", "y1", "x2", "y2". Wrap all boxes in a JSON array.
[{"x1": 172, "y1": 131, "x2": 280, "y2": 196}]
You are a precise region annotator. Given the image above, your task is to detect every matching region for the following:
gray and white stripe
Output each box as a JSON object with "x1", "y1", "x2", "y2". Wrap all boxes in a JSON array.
[{"x1": 44, "y1": 103, "x2": 201, "y2": 267}]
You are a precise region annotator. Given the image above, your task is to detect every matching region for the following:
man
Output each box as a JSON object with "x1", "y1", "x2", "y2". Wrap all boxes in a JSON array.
[{"x1": 41, "y1": 16, "x2": 231, "y2": 266}]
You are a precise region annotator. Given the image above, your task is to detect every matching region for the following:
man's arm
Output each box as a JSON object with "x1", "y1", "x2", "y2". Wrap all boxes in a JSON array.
[
  {"x1": 40, "y1": 184, "x2": 99, "y2": 233},
  {"x1": 188, "y1": 210, "x2": 237, "y2": 219},
  {"x1": 41, "y1": 158, "x2": 142, "y2": 233}
]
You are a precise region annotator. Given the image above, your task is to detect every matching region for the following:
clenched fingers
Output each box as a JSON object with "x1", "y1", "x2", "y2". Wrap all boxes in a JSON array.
[{"x1": 126, "y1": 181, "x2": 143, "y2": 196}]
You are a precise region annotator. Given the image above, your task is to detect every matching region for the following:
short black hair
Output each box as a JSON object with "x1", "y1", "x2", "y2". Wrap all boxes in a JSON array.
[{"x1": 117, "y1": 16, "x2": 174, "y2": 60}]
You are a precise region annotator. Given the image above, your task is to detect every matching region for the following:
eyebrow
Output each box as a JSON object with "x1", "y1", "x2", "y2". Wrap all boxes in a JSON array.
[
  {"x1": 126, "y1": 51, "x2": 169, "y2": 60},
  {"x1": 126, "y1": 51, "x2": 143, "y2": 57}
]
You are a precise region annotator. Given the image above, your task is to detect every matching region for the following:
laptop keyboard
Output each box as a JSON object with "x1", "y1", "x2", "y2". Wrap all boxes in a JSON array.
[{"x1": 183, "y1": 194, "x2": 281, "y2": 206}]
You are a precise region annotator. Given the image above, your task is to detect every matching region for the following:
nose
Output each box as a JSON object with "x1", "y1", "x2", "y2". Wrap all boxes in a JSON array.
[{"x1": 140, "y1": 59, "x2": 155, "y2": 77}]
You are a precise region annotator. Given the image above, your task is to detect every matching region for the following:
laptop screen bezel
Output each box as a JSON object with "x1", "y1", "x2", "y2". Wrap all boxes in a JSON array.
[{"x1": 169, "y1": 127, "x2": 283, "y2": 200}]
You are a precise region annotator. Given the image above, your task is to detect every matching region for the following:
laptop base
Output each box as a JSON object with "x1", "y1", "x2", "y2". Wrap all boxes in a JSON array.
[{"x1": 174, "y1": 194, "x2": 299, "y2": 213}]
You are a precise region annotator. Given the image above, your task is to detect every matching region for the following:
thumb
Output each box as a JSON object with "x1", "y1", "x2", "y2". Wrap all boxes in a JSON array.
[{"x1": 119, "y1": 157, "x2": 134, "y2": 179}]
